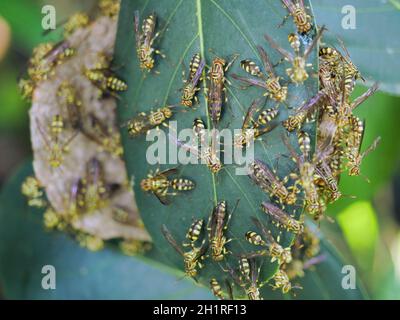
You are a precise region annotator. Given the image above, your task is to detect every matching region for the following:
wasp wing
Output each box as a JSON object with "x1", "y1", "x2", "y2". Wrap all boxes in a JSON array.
[
  {"x1": 231, "y1": 74, "x2": 268, "y2": 90},
  {"x1": 264, "y1": 33, "x2": 294, "y2": 62},
  {"x1": 162, "y1": 224, "x2": 184, "y2": 255},
  {"x1": 256, "y1": 45, "x2": 276, "y2": 76}
]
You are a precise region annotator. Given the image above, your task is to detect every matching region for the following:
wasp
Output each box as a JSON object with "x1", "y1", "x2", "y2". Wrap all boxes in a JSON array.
[
  {"x1": 345, "y1": 133, "x2": 381, "y2": 178},
  {"x1": 248, "y1": 159, "x2": 298, "y2": 206},
  {"x1": 80, "y1": 157, "x2": 120, "y2": 213},
  {"x1": 234, "y1": 99, "x2": 279, "y2": 148},
  {"x1": 181, "y1": 54, "x2": 205, "y2": 107},
  {"x1": 271, "y1": 269, "x2": 301, "y2": 294},
  {"x1": 210, "y1": 278, "x2": 226, "y2": 300},
  {"x1": 65, "y1": 178, "x2": 85, "y2": 218},
  {"x1": 162, "y1": 224, "x2": 207, "y2": 279},
  {"x1": 314, "y1": 161, "x2": 342, "y2": 203},
  {"x1": 134, "y1": 11, "x2": 165, "y2": 72},
  {"x1": 185, "y1": 219, "x2": 204, "y2": 246},
  {"x1": 35, "y1": 115, "x2": 78, "y2": 168},
  {"x1": 336, "y1": 83, "x2": 379, "y2": 130},
  {"x1": 29, "y1": 41, "x2": 76, "y2": 83},
  {"x1": 21, "y1": 176, "x2": 46, "y2": 208},
  {"x1": 207, "y1": 54, "x2": 238, "y2": 126},
  {"x1": 83, "y1": 58, "x2": 128, "y2": 98},
  {"x1": 232, "y1": 46, "x2": 287, "y2": 103},
  {"x1": 319, "y1": 41, "x2": 364, "y2": 95},
  {"x1": 207, "y1": 200, "x2": 239, "y2": 261},
  {"x1": 282, "y1": 89, "x2": 328, "y2": 131},
  {"x1": 19, "y1": 41, "x2": 76, "y2": 100},
  {"x1": 264, "y1": 26, "x2": 326, "y2": 85},
  {"x1": 57, "y1": 82, "x2": 83, "y2": 130},
  {"x1": 124, "y1": 106, "x2": 175, "y2": 137},
  {"x1": 193, "y1": 118, "x2": 207, "y2": 146},
  {"x1": 173, "y1": 130, "x2": 223, "y2": 174},
  {"x1": 225, "y1": 258, "x2": 264, "y2": 300},
  {"x1": 244, "y1": 217, "x2": 292, "y2": 265},
  {"x1": 283, "y1": 132, "x2": 326, "y2": 216},
  {"x1": 261, "y1": 201, "x2": 304, "y2": 234},
  {"x1": 140, "y1": 167, "x2": 195, "y2": 205},
  {"x1": 83, "y1": 113, "x2": 124, "y2": 157},
  {"x1": 281, "y1": 0, "x2": 313, "y2": 35}
]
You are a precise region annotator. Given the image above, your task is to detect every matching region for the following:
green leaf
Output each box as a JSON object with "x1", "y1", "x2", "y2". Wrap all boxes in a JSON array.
[
  {"x1": 312, "y1": 0, "x2": 400, "y2": 96},
  {"x1": 0, "y1": 162, "x2": 214, "y2": 299},
  {"x1": 114, "y1": 0, "x2": 330, "y2": 299}
]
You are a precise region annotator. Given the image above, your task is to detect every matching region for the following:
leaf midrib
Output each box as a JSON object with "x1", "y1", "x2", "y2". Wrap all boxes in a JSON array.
[{"x1": 196, "y1": 0, "x2": 218, "y2": 205}]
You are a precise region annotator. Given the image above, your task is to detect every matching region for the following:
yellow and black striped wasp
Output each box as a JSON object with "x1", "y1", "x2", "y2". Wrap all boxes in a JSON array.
[
  {"x1": 271, "y1": 269, "x2": 301, "y2": 294},
  {"x1": 282, "y1": 132, "x2": 326, "y2": 217},
  {"x1": 181, "y1": 53, "x2": 206, "y2": 107},
  {"x1": 282, "y1": 89, "x2": 328, "y2": 131},
  {"x1": 264, "y1": 26, "x2": 325, "y2": 85},
  {"x1": 234, "y1": 98, "x2": 279, "y2": 148},
  {"x1": 123, "y1": 105, "x2": 176, "y2": 138},
  {"x1": 232, "y1": 45, "x2": 287, "y2": 103},
  {"x1": 83, "y1": 54, "x2": 128, "y2": 98},
  {"x1": 35, "y1": 115, "x2": 78, "y2": 169},
  {"x1": 207, "y1": 200, "x2": 239, "y2": 261},
  {"x1": 140, "y1": 167, "x2": 195, "y2": 205},
  {"x1": 210, "y1": 278, "x2": 234, "y2": 300},
  {"x1": 261, "y1": 201, "x2": 303, "y2": 234},
  {"x1": 172, "y1": 128, "x2": 223, "y2": 174},
  {"x1": 185, "y1": 219, "x2": 204, "y2": 247},
  {"x1": 248, "y1": 159, "x2": 298, "y2": 206},
  {"x1": 162, "y1": 224, "x2": 207, "y2": 280},
  {"x1": 207, "y1": 54, "x2": 238, "y2": 126},
  {"x1": 224, "y1": 258, "x2": 264, "y2": 300},
  {"x1": 19, "y1": 41, "x2": 76, "y2": 100},
  {"x1": 244, "y1": 216, "x2": 292, "y2": 265},
  {"x1": 134, "y1": 10, "x2": 165, "y2": 72},
  {"x1": 280, "y1": 0, "x2": 313, "y2": 35}
]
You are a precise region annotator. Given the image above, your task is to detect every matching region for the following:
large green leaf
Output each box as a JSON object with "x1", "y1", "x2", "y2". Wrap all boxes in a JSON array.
[
  {"x1": 0, "y1": 162, "x2": 213, "y2": 299},
  {"x1": 114, "y1": 0, "x2": 367, "y2": 299},
  {"x1": 312, "y1": 0, "x2": 400, "y2": 96}
]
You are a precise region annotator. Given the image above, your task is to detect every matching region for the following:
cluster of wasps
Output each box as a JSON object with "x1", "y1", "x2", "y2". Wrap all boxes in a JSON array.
[
  {"x1": 19, "y1": 0, "x2": 380, "y2": 299},
  {"x1": 19, "y1": 1, "x2": 126, "y2": 167},
  {"x1": 129, "y1": 0, "x2": 381, "y2": 300},
  {"x1": 19, "y1": 1, "x2": 153, "y2": 252}
]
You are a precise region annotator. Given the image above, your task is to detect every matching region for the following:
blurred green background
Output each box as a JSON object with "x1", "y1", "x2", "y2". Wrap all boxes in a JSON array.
[{"x1": 0, "y1": 0, "x2": 399, "y2": 299}]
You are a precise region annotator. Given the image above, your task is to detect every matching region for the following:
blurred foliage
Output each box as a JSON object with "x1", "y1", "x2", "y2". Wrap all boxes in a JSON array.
[{"x1": 337, "y1": 201, "x2": 379, "y2": 270}]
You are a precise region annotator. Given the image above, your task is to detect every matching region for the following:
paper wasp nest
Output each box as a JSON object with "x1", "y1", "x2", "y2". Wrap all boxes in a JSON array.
[{"x1": 29, "y1": 15, "x2": 151, "y2": 242}]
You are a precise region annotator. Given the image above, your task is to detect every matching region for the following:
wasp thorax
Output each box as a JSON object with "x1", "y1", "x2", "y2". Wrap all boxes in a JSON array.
[{"x1": 140, "y1": 178, "x2": 152, "y2": 191}]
